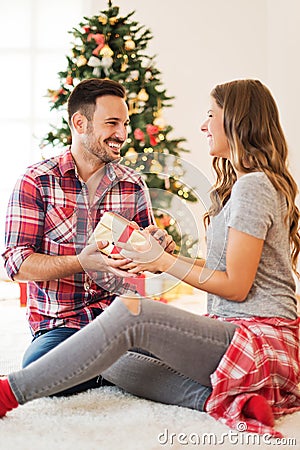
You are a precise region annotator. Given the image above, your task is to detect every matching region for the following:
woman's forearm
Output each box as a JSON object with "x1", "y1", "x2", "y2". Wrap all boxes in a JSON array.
[
  {"x1": 176, "y1": 254, "x2": 206, "y2": 267},
  {"x1": 158, "y1": 253, "x2": 246, "y2": 302}
]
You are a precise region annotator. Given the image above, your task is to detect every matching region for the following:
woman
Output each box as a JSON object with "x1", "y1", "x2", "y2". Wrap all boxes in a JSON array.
[{"x1": 1, "y1": 79, "x2": 300, "y2": 437}]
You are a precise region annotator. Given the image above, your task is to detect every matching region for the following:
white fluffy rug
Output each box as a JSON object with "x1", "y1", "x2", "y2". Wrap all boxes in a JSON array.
[
  {"x1": 1, "y1": 387, "x2": 300, "y2": 450},
  {"x1": 1, "y1": 289, "x2": 300, "y2": 450}
]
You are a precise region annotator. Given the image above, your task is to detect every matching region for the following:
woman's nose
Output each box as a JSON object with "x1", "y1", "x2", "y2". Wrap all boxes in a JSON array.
[{"x1": 200, "y1": 119, "x2": 208, "y2": 133}]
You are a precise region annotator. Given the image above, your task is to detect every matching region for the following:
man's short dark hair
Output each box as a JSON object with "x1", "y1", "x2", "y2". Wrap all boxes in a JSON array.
[{"x1": 67, "y1": 78, "x2": 126, "y2": 125}]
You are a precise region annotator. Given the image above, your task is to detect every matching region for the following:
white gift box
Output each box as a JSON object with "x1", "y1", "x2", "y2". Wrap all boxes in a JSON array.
[{"x1": 89, "y1": 211, "x2": 147, "y2": 255}]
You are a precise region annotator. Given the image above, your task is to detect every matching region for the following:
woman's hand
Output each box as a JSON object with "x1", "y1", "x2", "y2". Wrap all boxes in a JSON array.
[
  {"x1": 116, "y1": 230, "x2": 166, "y2": 274},
  {"x1": 145, "y1": 225, "x2": 176, "y2": 254},
  {"x1": 129, "y1": 221, "x2": 176, "y2": 253}
]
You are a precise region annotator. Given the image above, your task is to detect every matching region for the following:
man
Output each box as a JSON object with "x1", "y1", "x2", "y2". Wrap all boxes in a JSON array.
[{"x1": 3, "y1": 78, "x2": 172, "y2": 394}]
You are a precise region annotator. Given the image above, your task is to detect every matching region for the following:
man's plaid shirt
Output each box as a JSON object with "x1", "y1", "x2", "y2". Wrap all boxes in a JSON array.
[{"x1": 2, "y1": 149, "x2": 154, "y2": 335}]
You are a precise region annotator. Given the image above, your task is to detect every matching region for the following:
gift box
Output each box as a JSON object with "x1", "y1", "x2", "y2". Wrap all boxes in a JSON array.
[
  {"x1": 89, "y1": 211, "x2": 147, "y2": 256},
  {"x1": 89, "y1": 212, "x2": 147, "y2": 296},
  {"x1": 145, "y1": 272, "x2": 194, "y2": 301}
]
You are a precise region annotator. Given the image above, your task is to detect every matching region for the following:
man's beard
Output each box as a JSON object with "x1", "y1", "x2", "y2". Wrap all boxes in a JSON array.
[{"x1": 82, "y1": 128, "x2": 118, "y2": 164}]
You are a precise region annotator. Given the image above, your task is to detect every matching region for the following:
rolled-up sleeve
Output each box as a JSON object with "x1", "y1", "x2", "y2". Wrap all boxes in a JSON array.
[
  {"x1": 2, "y1": 172, "x2": 45, "y2": 279},
  {"x1": 2, "y1": 246, "x2": 35, "y2": 279}
]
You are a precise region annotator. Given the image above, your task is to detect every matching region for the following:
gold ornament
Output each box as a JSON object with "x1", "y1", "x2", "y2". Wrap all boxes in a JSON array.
[
  {"x1": 109, "y1": 17, "x2": 118, "y2": 25},
  {"x1": 76, "y1": 55, "x2": 87, "y2": 67},
  {"x1": 125, "y1": 147, "x2": 138, "y2": 164},
  {"x1": 98, "y1": 15, "x2": 108, "y2": 25},
  {"x1": 121, "y1": 54, "x2": 129, "y2": 71},
  {"x1": 150, "y1": 159, "x2": 163, "y2": 174},
  {"x1": 124, "y1": 39, "x2": 136, "y2": 51},
  {"x1": 100, "y1": 44, "x2": 114, "y2": 58},
  {"x1": 153, "y1": 111, "x2": 166, "y2": 129},
  {"x1": 137, "y1": 88, "x2": 149, "y2": 102},
  {"x1": 128, "y1": 97, "x2": 139, "y2": 115}
]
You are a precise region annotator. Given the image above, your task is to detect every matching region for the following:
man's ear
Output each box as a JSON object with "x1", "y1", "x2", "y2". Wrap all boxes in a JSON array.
[{"x1": 71, "y1": 111, "x2": 87, "y2": 134}]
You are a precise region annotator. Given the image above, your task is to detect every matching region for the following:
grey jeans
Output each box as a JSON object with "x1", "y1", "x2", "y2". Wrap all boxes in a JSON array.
[{"x1": 9, "y1": 297, "x2": 237, "y2": 411}]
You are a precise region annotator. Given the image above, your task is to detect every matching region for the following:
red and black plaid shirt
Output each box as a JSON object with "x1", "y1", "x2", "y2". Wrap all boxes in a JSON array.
[{"x1": 2, "y1": 149, "x2": 154, "y2": 335}]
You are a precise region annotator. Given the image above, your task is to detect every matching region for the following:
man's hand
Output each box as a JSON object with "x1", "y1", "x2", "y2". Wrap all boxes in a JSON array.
[{"x1": 78, "y1": 241, "x2": 134, "y2": 278}]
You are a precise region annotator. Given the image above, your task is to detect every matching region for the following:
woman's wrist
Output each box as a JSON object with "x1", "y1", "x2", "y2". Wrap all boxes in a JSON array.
[{"x1": 157, "y1": 251, "x2": 176, "y2": 273}]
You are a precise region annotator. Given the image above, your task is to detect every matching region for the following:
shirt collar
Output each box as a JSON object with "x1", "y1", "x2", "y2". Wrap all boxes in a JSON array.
[
  {"x1": 58, "y1": 148, "x2": 77, "y2": 176},
  {"x1": 58, "y1": 149, "x2": 140, "y2": 186}
]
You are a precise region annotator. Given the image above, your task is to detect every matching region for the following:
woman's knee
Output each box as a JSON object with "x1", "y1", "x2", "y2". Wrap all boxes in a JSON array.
[{"x1": 119, "y1": 295, "x2": 141, "y2": 315}]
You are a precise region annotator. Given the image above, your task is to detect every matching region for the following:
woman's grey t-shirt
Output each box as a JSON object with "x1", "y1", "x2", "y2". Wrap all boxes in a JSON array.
[{"x1": 206, "y1": 172, "x2": 297, "y2": 320}]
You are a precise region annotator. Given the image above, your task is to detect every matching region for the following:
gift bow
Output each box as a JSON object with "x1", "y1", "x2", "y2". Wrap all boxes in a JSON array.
[
  {"x1": 146, "y1": 124, "x2": 160, "y2": 146},
  {"x1": 87, "y1": 55, "x2": 113, "y2": 77},
  {"x1": 87, "y1": 33, "x2": 105, "y2": 56}
]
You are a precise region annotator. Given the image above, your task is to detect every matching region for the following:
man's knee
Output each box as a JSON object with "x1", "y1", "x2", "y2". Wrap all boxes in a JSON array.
[{"x1": 22, "y1": 327, "x2": 78, "y2": 368}]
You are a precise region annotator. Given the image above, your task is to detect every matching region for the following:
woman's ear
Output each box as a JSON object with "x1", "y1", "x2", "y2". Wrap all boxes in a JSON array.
[{"x1": 71, "y1": 111, "x2": 87, "y2": 134}]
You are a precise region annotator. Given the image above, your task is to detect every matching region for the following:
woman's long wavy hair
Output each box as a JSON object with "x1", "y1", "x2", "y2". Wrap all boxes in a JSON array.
[{"x1": 203, "y1": 79, "x2": 300, "y2": 276}]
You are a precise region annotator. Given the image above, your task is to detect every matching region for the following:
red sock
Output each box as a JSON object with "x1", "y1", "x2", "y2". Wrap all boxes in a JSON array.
[
  {"x1": 243, "y1": 395, "x2": 274, "y2": 427},
  {"x1": 0, "y1": 378, "x2": 18, "y2": 417}
]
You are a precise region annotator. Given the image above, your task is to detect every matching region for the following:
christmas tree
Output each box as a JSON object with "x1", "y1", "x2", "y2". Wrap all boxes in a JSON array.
[{"x1": 42, "y1": 0, "x2": 198, "y2": 257}]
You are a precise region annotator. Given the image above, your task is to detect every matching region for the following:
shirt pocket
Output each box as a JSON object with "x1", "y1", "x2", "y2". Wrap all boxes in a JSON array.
[{"x1": 44, "y1": 205, "x2": 77, "y2": 244}]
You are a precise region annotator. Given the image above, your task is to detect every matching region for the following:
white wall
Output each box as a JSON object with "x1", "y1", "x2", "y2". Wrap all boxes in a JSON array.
[
  {"x1": 90, "y1": 0, "x2": 300, "y2": 189},
  {"x1": 266, "y1": 0, "x2": 300, "y2": 184}
]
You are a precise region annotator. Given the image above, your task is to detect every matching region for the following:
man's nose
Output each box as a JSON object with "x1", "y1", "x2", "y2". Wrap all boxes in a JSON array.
[{"x1": 115, "y1": 124, "x2": 127, "y2": 141}]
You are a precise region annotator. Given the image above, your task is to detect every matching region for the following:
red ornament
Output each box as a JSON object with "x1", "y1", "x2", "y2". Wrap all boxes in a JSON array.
[
  {"x1": 87, "y1": 33, "x2": 105, "y2": 56},
  {"x1": 134, "y1": 128, "x2": 145, "y2": 142},
  {"x1": 83, "y1": 26, "x2": 91, "y2": 33},
  {"x1": 65, "y1": 76, "x2": 73, "y2": 85}
]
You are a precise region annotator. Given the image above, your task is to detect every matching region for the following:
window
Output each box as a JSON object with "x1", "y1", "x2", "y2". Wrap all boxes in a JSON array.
[{"x1": 0, "y1": 0, "x2": 94, "y2": 248}]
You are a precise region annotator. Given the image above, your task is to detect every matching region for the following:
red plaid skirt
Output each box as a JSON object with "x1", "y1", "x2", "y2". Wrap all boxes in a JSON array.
[{"x1": 206, "y1": 316, "x2": 300, "y2": 437}]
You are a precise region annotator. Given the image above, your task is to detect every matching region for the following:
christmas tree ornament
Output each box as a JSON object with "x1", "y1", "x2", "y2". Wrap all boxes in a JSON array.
[
  {"x1": 83, "y1": 26, "x2": 90, "y2": 34},
  {"x1": 133, "y1": 128, "x2": 145, "y2": 142},
  {"x1": 98, "y1": 14, "x2": 108, "y2": 25},
  {"x1": 150, "y1": 159, "x2": 163, "y2": 174},
  {"x1": 120, "y1": 54, "x2": 129, "y2": 72},
  {"x1": 109, "y1": 17, "x2": 118, "y2": 25},
  {"x1": 155, "y1": 84, "x2": 165, "y2": 93},
  {"x1": 124, "y1": 38, "x2": 136, "y2": 51},
  {"x1": 87, "y1": 33, "x2": 105, "y2": 56},
  {"x1": 100, "y1": 44, "x2": 114, "y2": 57},
  {"x1": 87, "y1": 55, "x2": 101, "y2": 68},
  {"x1": 137, "y1": 88, "x2": 149, "y2": 102},
  {"x1": 76, "y1": 55, "x2": 87, "y2": 67},
  {"x1": 100, "y1": 56, "x2": 113, "y2": 76},
  {"x1": 153, "y1": 109, "x2": 166, "y2": 129},
  {"x1": 120, "y1": 62, "x2": 128, "y2": 72},
  {"x1": 145, "y1": 70, "x2": 153, "y2": 81},
  {"x1": 126, "y1": 70, "x2": 139, "y2": 82},
  {"x1": 146, "y1": 124, "x2": 159, "y2": 147},
  {"x1": 65, "y1": 75, "x2": 73, "y2": 86},
  {"x1": 128, "y1": 97, "x2": 139, "y2": 115},
  {"x1": 87, "y1": 56, "x2": 102, "y2": 77},
  {"x1": 125, "y1": 147, "x2": 138, "y2": 164}
]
